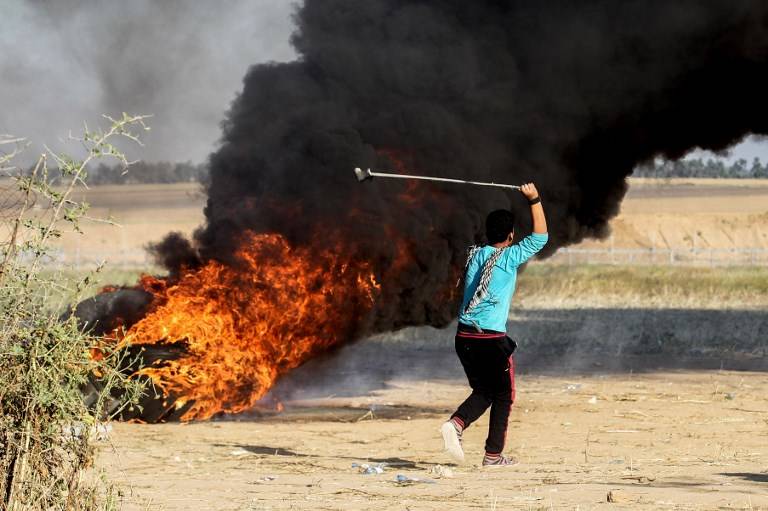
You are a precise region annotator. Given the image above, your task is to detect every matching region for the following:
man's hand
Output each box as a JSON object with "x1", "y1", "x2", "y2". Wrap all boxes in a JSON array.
[{"x1": 520, "y1": 182, "x2": 539, "y2": 201}]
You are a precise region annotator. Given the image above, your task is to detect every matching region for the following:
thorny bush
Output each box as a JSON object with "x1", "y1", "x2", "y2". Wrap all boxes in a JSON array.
[{"x1": 0, "y1": 115, "x2": 148, "y2": 510}]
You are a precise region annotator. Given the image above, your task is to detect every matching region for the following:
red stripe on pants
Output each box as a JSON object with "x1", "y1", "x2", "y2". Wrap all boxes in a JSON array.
[
  {"x1": 500, "y1": 355, "x2": 515, "y2": 453},
  {"x1": 509, "y1": 355, "x2": 516, "y2": 403}
]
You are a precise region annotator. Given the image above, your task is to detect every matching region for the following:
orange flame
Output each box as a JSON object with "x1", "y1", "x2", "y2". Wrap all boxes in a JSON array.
[{"x1": 118, "y1": 232, "x2": 379, "y2": 421}]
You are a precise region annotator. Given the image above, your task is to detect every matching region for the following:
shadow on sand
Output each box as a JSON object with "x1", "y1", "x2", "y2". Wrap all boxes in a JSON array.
[
  {"x1": 720, "y1": 472, "x2": 768, "y2": 483},
  {"x1": 216, "y1": 444, "x2": 432, "y2": 469}
]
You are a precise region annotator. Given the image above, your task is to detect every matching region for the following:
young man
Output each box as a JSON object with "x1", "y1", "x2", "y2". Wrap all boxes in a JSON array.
[{"x1": 441, "y1": 182, "x2": 548, "y2": 466}]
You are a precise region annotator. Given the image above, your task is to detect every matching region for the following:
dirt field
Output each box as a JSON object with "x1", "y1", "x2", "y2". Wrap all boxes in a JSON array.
[
  {"x1": 97, "y1": 299, "x2": 768, "y2": 510},
  {"x1": 0, "y1": 182, "x2": 205, "y2": 266},
  {"x1": 99, "y1": 370, "x2": 768, "y2": 510},
  {"x1": 2, "y1": 177, "x2": 765, "y2": 266},
  {"x1": 582, "y1": 178, "x2": 768, "y2": 251}
]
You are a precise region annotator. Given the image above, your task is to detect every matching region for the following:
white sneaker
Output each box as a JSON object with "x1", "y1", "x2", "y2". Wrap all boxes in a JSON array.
[{"x1": 440, "y1": 421, "x2": 465, "y2": 462}]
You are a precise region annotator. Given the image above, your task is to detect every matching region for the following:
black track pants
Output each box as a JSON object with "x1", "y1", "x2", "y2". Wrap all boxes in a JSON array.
[{"x1": 451, "y1": 328, "x2": 516, "y2": 454}]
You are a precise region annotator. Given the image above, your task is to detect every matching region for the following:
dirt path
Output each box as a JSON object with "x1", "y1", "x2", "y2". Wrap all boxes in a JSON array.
[{"x1": 98, "y1": 370, "x2": 768, "y2": 510}]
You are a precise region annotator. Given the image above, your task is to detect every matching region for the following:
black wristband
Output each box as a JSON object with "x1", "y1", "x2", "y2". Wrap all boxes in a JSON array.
[{"x1": 528, "y1": 196, "x2": 541, "y2": 205}]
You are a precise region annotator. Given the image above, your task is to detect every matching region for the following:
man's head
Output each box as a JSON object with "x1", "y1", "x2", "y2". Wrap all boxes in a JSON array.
[{"x1": 485, "y1": 209, "x2": 515, "y2": 245}]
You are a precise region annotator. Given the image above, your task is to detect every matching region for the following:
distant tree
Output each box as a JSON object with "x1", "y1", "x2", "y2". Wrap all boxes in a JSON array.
[
  {"x1": 634, "y1": 156, "x2": 768, "y2": 178},
  {"x1": 750, "y1": 157, "x2": 766, "y2": 178}
]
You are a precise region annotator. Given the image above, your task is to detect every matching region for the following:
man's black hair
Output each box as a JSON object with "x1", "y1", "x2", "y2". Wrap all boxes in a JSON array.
[{"x1": 485, "y1": 209, "x2": 515, "y2": 244}]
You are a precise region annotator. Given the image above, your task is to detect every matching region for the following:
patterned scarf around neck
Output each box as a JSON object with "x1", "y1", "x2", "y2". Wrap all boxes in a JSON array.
[{"x1": 462, "y1": 245, "x2": 507, "y2": 315}]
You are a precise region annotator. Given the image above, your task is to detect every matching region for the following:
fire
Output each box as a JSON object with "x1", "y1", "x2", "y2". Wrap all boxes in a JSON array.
[{"x1": 117, "y1": 232, "x2": 379, "y2": 421}]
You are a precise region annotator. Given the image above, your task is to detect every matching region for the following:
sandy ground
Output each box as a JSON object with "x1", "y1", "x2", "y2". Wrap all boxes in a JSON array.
[
  {"x1": 580, "y1": 178, "x2": 768, "y2": 251},
  {"x1": 98, "y1": 370, "x2": 768, "y2": 510}
]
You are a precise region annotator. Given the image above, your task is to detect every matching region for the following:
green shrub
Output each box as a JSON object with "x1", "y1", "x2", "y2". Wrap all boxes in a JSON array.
[{"x1": 0, "y1": 115, "x2": 147, "y2": 510}]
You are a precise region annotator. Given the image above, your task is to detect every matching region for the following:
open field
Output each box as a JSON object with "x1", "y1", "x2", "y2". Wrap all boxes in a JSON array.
[
  {"x1": 60, "y1": 264, "x2": 768, "y2": 310},
  {"x1": 516, "y1": 265, "x2": 768, "y2": 309},
  {"x1": 582, "y1": 178, "x2": 768, "y2": 252},
  {"x1": 0, "y1": 182, "x2": 205, "y2": 267},
  {"x1": 15, "y1": 178, "x2": 765, "y2": 508},
  {"x1": 98, "y1": 370, "x2": 768, "y2": 510},
  {"x1": 3, "y1": 178, "x2": 767, "y2": 267},
  {"x1": 66, "y1": 182, "x2": 204, "y2": 264}
]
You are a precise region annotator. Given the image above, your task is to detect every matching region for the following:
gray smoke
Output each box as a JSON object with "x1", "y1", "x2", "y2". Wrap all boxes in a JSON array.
[{"x1": 0, "y1": 0, "x2": 296, "y2": 164}]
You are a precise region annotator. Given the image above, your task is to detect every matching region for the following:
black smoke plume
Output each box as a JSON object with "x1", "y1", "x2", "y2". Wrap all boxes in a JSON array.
[{"x1": 161, "y1": 1, "x2": 768, "y2": 333}]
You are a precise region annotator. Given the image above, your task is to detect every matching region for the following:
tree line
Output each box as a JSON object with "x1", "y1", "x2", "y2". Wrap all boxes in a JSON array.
[
  {"x1": 30, "y1": 160, "x2": 208, "y2": 185},
  {"x1": 33, "y1": 155, "x2": 768, "y2": 184},
  {"x1": 634, "y1": 157, "x2": 768, "y2": 179},
  {"x1": 87, "y1": 160, "x2": 208, "y2": 184}
]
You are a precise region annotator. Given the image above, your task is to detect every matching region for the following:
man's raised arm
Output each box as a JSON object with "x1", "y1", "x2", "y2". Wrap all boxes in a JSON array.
[
  {"x1": 520, "y1": 182, "x2": 547, "y2": 234},
  {"x1": 501, "y1": 182, "x2": 549, "y2": 269}
]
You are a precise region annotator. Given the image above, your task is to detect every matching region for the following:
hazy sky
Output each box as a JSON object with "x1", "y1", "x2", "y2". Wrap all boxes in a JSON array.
[
  {"x1": 1, "y1": 0, "x2": 297, "y2": 164},
  {"x1": 687, "y1": 135, "x2": 768, "y2": 164},
  {"x1": 1, "y1": 0, "x2": 765, "y2": 166}
]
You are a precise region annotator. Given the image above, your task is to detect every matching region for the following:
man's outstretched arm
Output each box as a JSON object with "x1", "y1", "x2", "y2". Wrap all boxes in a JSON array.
[{"x1": 520, "y1": 182, "x2": 547, "y2": 234}]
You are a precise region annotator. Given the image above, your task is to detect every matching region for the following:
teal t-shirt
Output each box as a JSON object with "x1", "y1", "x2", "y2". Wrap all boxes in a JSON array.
[{"x1": 458, "y1": 232, "x2": 549, "y2": 332}]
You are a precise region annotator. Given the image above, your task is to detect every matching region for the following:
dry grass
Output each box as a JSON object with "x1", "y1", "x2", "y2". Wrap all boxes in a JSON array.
[
  {"x1": 517, "y1": 264, "x2": 768, "y2": 309},
  {"x1": 57, "y1": 264, "x2": 768, "y2": 312},
  {"x1": 69, "y1": 267, "x2": 165, "y2": 291},
  {"x1": 628, "y1": 176, "x2": 768, "y2": 187}
]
